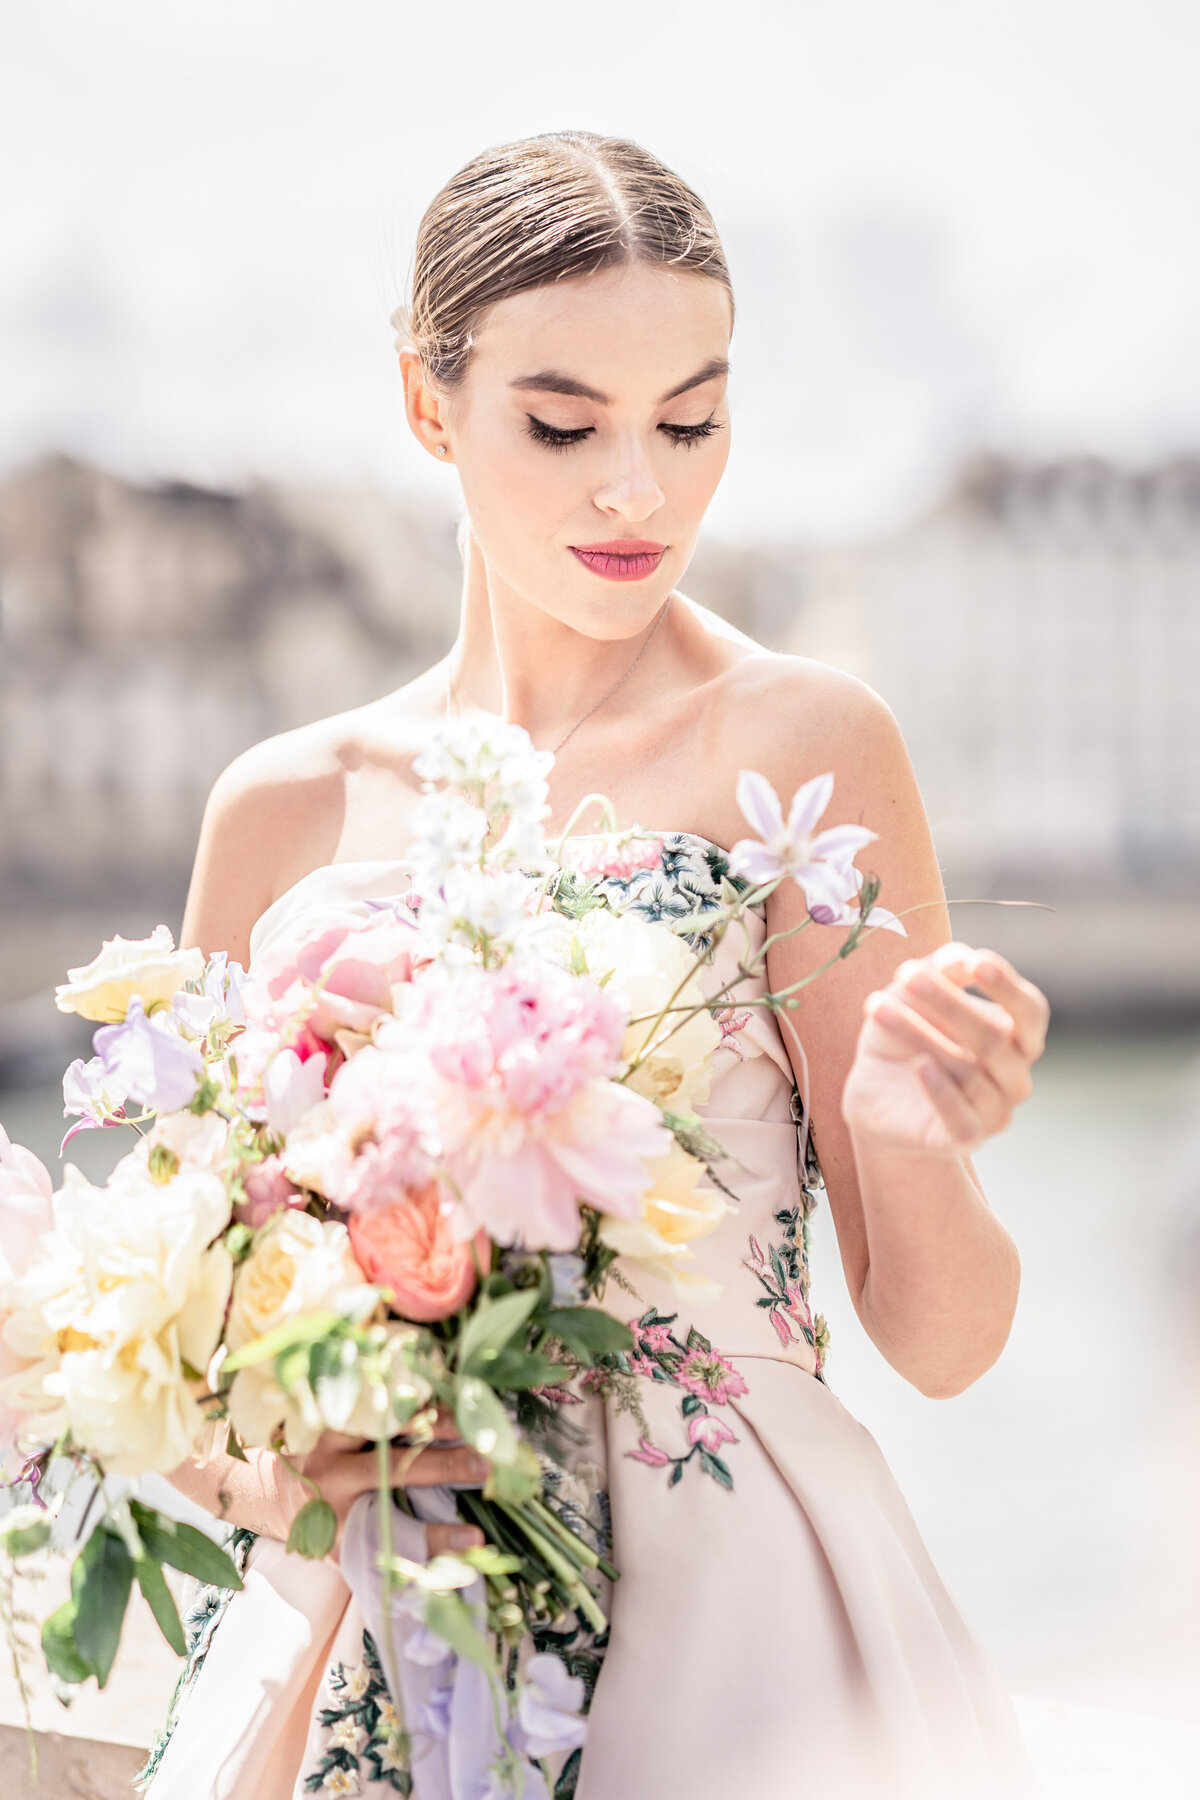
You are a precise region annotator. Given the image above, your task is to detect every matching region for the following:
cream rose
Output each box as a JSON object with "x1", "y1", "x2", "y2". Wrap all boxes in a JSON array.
[
  {"x1": 1, "y1": 1163, "x2": 232, "y2": 1474},
  {"x1": 55, "y1": 925, "x2": 205, "y2": 1024},
  {"x1": 572, "y1": 909, "x2": 721, "y2": 1114},
  {"x1": 225, "y1": 1211, "x2": 368, "y2": 1455},
  {"x1": 599, "y1": 1139, "x2": 731, "y2": 1301}
]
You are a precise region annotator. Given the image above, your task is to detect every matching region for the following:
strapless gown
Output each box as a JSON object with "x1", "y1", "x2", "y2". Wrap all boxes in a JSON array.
[{"x1": 141, "y1": 834, "x2": 1036, "y2": 1800}]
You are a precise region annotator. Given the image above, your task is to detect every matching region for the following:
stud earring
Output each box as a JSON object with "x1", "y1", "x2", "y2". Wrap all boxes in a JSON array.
[{"x1": 435, "y1": 444, "x2": 448, "y2": 458}]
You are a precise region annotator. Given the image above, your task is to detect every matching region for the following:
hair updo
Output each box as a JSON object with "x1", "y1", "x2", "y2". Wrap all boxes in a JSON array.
[{"x1": 393, "y1": 130, "x2": 733, "y2": 389}]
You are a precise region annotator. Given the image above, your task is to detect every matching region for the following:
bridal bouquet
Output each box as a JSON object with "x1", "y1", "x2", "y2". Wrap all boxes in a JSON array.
[{"x1": 0, "y1": 721, "x2": 901, "y2": 1791}]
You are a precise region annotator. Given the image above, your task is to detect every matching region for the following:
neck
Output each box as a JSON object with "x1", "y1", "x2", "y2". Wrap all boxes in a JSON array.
[{"x1": 445, "y1": 530, "x2": 674, "y2": 749}]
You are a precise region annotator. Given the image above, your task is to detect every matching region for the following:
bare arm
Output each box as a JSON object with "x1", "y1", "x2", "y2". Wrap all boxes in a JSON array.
[{"x1": 742, "y1": 669, "x2": 1043, "y2": 1397}]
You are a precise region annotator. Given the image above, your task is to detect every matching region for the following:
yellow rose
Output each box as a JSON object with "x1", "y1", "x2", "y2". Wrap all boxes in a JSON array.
[
  {"x1": 573, "y1": 910, "x2": 721, "y2": 1113},
  {"x1": 599, "y1": 1139, "x2": 731, "y2": 1301},
  {"x1": 55, "y1": 925, "x2": 205, "y2": 1023},
  {"x1": 226, "y1": 1212, "x2": 367, "y2": 1455}
]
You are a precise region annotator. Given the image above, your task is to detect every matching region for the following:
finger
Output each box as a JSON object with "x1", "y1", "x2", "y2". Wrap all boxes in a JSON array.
[
  {"x1": 915, "y1": 1055, "x2": 991, "y2": 1149},
  {"x1": 391, "y1": 1443, "x2": 490, "y2": 1488},
  {"x1": 865, "y1": 997, "x2": 1013, "y2": 1133},
  {"x1": 894, "y1": 967, "x2": 1032, "y2": 1105},
  {"x1": 964, "y1": 950, "x2": 1050, "y2": 1064},
  {"x1": 431, "y1": 1404, "x2": 466, "y2": 1442},
  {"x1": 426, "y1": 1521, "x2": 486, "y2": 1556}
]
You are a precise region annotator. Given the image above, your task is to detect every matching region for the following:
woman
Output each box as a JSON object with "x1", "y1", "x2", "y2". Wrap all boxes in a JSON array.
[{"x1": 147, "y1": 131, "x2": 1046, "y2": 1799}]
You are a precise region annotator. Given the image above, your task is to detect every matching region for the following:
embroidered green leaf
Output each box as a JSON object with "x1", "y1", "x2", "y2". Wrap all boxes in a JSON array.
[
  {"x1": 685, "y1": 1326, "x2": 712, "y2": 1353},
  {"x1": 680, "y1": 1394, "x2": 704, "y2": 1416},
  {"x1": 699, "y1": 1449, "x2": 734, "y2": 1491},
  {"x1": 668, "y1": 1462, "x2": 684, "y2": 1487}
]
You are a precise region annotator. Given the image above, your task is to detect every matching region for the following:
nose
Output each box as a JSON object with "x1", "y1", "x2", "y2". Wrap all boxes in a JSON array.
[{"x1": 591, "y1": 434, "x2": 666, "y2": 524}]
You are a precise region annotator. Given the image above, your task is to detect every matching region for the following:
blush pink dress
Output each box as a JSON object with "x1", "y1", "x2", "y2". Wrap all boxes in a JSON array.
[{"x1": 141, "y1": 835, "x2": 1036, "y2": 1800}]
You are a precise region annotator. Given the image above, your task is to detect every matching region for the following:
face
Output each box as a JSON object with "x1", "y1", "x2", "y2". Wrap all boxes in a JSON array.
[{"x1": 404, "y1": 262, "x2": 732, "y2": 639}]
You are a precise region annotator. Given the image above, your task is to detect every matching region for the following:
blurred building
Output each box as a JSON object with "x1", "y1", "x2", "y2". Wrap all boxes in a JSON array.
[
  {"x1": 793, "y1": 453, "x2": 1200, "y2": 1013},
  {"x1": 1, "y1": 450, "x2": 1198, "y2": 1029}
]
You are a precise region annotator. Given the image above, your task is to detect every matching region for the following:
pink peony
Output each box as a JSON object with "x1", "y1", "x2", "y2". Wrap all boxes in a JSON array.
[
  {"x1": 244, "y1": 909, "x2": 425, "y2": 1050},
  {"x1": 414, "y1": 963, "x2": 670, "y2": 1253},
  {"x1": 237, "y1": 1154, "x2": 306, "y2": 1229},
  {"x1": 347, "y1": 1183, "x2": 489, "y2": 1322},
  {"x1": 686, "y1": 1411, "x2": 740, "y2": 1452}
]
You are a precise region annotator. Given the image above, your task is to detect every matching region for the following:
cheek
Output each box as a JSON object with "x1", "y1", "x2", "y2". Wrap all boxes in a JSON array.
[{"x1": 460, "y1": 419, "x2": 575, "y2": 548}]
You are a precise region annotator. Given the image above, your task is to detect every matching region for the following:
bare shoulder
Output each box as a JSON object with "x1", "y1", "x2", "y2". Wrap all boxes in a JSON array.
[
  {"x1": 180, "y1": 692, "x2": 419, "y2": 965},
  {"x1": 701, "y1": 646, "x2": 914, "y2": 845}
]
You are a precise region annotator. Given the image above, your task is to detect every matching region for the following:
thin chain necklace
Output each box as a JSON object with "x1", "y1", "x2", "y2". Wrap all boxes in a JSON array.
[{"x1": 444, "y1": 593, "x2": 673, "y2": 754}]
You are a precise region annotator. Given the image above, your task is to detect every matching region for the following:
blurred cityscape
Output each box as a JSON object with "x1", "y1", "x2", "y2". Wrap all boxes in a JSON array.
[{"x1": 1, "y1": 448, "x2": 1198, "y2": 1078}]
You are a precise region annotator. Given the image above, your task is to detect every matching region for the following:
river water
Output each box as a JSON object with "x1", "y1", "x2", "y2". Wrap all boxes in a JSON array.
[{"x1": 2, "y1": 1025, "x2": 1198, "y2": 1727}]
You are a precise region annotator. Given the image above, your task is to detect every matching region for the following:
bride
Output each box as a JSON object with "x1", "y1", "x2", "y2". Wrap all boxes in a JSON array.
[{"x1": 147, "y1": 130, "x2": 1047, "y2": 1799}]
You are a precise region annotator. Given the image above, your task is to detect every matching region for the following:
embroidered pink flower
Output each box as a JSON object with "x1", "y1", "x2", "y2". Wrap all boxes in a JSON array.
[
  {"x1": 625, "y1": 1436, "x2": 673, "y2": 1467},
  {"x1": 636, "y1": 1322, "x2": 676, "y2": 1354},
  {"x1": 687, "y1": 1412, "x2": 740, "y2": 1452},
  {"x1": 676, "y1": 1347, "x2": 749, "y2": 1405},
  {"x1": 566, "y1": 835, "x2": 665, "y2": 881},
  {"x1": 714, "y1": 1007, "x2": 752, "y2": 1059}
]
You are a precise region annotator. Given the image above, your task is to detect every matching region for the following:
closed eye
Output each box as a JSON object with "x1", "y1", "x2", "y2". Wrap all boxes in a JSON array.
[
  {"x1": 659, "y1": 415, "x2": 723, "y2": 448},
  {"x1": 525, "y1": 415, "x2": 593, "y2": 451}
]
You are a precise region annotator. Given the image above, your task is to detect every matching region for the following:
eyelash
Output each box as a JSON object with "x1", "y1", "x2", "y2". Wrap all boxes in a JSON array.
[{"x1": 524, "y1": 414, "x2": 723, "y2": 453}]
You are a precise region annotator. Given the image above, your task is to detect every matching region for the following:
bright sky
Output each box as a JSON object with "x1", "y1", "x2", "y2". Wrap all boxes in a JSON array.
[{"x1": 1, "y1": 0, "x2": 1196, "y2": 536}]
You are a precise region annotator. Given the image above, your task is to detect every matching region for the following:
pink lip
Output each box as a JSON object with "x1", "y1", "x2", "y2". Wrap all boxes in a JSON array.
[{"x1": 570, "y1": 540, "x2": 666, "y2": 581}]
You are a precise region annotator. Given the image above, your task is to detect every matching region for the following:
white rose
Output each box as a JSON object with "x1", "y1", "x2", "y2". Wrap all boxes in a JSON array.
[
  {"x1": 112, "y1": 1109, "x2": 231, "y2": 1186},
  {"x1": 278, "y1": 1102, "x2": 356, "y2": 1199},
  {"x1": 599, "y1": 1139, "x2": 731, "y2": 1302},
  {"x1": 225, "y1": 1212, "x2": 367, "y2": 1455},
  {"x1": 573, "y1": 909, "x2": 721, "y2": 1113},
  {"x1": 55, "y1": 924, "x2": 205, "y2": 1024},
  {"x1": 5, "y1": 1164, "x2": 232, "y2": 1474}
]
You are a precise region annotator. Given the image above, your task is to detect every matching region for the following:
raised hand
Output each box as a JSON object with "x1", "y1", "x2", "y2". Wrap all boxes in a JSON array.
[{"x1": 841, "y1": 942, "x2": 1050, "y2": 1158}]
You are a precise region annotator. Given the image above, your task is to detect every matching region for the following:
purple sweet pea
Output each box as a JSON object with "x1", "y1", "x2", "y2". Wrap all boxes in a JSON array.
[
  {"x1": 512, "y1": 1652, "x2": 589, "y2": 1759},
  {"x1": 93, "y1": 994, "x2": 205, "y2": 1114},
  {"x1": 61, "y1": 1054, "x2": 130, "y2": 1150}
]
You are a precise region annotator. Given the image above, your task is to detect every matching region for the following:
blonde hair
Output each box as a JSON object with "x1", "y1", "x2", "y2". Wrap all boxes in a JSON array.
[{"x1": 393, "y1": 130, "x2": 733, "y2": 388}]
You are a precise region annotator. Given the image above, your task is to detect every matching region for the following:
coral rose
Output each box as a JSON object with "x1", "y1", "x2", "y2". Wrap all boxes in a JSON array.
[{"x1": 348, "y1": 1183, "x2": 489, "y2": 1322}]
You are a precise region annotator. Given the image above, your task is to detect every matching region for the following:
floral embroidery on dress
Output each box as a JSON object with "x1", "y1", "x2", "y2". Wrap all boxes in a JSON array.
[
  {"x1": 622, "y1": 1308, "x2": 748, "y2": 1491},
  {"x1": 744, "y1": 1207, "x2": 830, "y2": 1377},
  {"x1": 304, "y1": 1630, "x2": 413, "y2": 1794},
  {"x1": 593, "y1": 832, "x2": 756, "y2": 953},
  {"x1": 135, "y1": 1526, "x2": 257, "y2": 1791}
]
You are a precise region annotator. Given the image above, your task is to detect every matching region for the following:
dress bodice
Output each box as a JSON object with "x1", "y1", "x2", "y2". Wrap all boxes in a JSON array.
[{"x1": 246, "y1": 833, "x2": 827, "y2": 1380}]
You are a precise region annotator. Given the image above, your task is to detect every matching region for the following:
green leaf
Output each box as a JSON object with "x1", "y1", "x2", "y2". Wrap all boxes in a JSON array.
[
  {"x1": 0, "y1": 1510, "x2": 52, "y2": 1557},
  {"x1": 422, "y1": 1590, "x2": 493, "y2": 1671},
  {"x1": 680, "y1": 1394, "x2": 703, "y2": 1416},
  {"x1": 699, "y1": 1449, "x2": 733, "y2": 1491},
  {"x1": 542, "y1": 1308, "x2": 634, "y2": 1359},
  {"x1": 71, "y1": 1527, "x2": 134, "y2": 1688},
  {"x1": 133, "y1": 1553, "x2": 186, "y2": 1655},
  {"x1": 41, "y1": 1599, "x2": 91, "y2": 1686},
  {"x1": 286, "y1": 1498, "x2": 338, "y2": 1559},
  {"x1": 480, "y1": 1348, "x2": 566, "y2": 1391},
  {"x1": 482, "y1": 1440, "x2": 542, "y2": 1505},
  {"x1": 454, "y1": 1376, "x2": 518, "y2": 1465},
  {"x1": 668, "y1": 1462, "x2": 683, "y2": 1487},
  {"x1": 684, "y1": 1326, "x2": 712, "y2": 1353},
  {"x1": 457, "y1": 1288, "x2": 541, "y2": 1376},
  {"x1": 129, "y1": 1504, "x2": 244, "y2": 1590},
  {"x1": 220, "y1": 1309, "x2": 343, "y2": 1374},
  {"x1": 224, "y1": 1427, "x2": 249, "y2": 1462}
]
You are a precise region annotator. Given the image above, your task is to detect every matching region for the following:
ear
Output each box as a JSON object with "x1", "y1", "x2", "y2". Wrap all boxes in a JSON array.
[{"x1": 398, "y1": 347, "x2": 453, "y2": 462}]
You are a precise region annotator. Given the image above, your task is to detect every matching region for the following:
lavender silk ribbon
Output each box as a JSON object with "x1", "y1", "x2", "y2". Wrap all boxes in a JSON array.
[{"x1": 341, "y1": 1486, "x2": 551, "y2": 1800}]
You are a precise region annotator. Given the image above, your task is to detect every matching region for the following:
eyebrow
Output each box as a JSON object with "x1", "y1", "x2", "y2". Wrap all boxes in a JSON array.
[{"x1": 510, "y1": 357, "x2": 730, "y2": 407}]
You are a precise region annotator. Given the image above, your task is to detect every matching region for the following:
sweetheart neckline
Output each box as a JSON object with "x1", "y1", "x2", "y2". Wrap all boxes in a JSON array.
[{"x1": 247, "y1": 827, "x2": 753, "y2": 960}]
